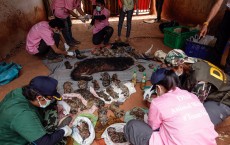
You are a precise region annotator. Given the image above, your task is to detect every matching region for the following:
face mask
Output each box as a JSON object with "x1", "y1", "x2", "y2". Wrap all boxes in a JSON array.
[
  {"x1": 175, "y1": 71, "x2": 183, "y2": 76},
  {"x1": 54, "y1": 29, "x2": 60, "y2": 34},
  {"x1": 96, "y1": 6, "x2": 101, "y2": 11},
  {"x1": 37, "y1": 97, "x2": 51, "y2": 108}
]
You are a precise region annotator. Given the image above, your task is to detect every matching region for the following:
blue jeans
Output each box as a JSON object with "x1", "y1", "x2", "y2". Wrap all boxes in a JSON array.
[
  {"x1": 118, "y1": 9, "x2": 134, "y2": 38},
  {"x1": 57, "y1": 16, "x2": 74, "y2": 44}
]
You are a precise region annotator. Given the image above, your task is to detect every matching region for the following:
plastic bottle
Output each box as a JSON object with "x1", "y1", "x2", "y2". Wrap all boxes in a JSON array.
[
  {"x1": 140, "y1": 72, "x2": 146, "y2": 90},
  {"x1": 131, "y1": 71, "x2": 137, "y2": 86}
]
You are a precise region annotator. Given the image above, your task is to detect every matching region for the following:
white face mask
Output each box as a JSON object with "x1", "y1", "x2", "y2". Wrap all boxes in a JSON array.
[
  {"x1": 96, "y1": 6, "x2": 101, "y2": 11},
  {"x1": 175, "y1": 70, "x2": 183, "y2": 76},
  {"x1": 37, "y1": 97, "x2": 51, "y2": 108}
]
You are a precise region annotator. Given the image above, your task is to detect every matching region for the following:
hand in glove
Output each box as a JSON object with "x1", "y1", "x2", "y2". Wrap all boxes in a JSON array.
[
  {"x1": 78, "y1": 16, "x2": 86, "y2": 23},
  {"x1": 84, "y1": 14, "x2": 92, "y2": 21},
  {"x1": 64, "y1": 43, "x2": 70, "y2": 51},
  {"x1": 143, "y1": 85, "x2": 154, "y2": 100},
  {"x1": 67, "y1": 51, "x2": 75, "y2": 57},
  {"x1": 61, "y1": 125, "x2": 72, "y2": 137}
]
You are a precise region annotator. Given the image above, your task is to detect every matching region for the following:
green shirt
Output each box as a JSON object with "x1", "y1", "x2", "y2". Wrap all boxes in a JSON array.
[{"x1": 0, "y1": 88, "x2": 46, "y2": 145}]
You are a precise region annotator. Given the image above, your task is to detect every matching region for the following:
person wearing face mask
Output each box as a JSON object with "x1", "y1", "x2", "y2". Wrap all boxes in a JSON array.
[
  {"x1": 124, "y1": 68, "x2": 218, "y2": 145},
  {"x1": 52, "y1": 0, "x2": 92, "y2": 47},
  {"x1": 154, "y1": 49, "x2": 230, "y2": 125},
  {"x1": 26, "y1": 19, "x2": 78, "y2": 62},
  {"x1": 89, "y1": 0, "x2": 114, "y2": 53},
  {"x1": 0, "y1": 76, "x2": 73, "y2": 145}
]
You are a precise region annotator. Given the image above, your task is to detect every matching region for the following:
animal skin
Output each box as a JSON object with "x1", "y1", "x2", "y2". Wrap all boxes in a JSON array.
[
  {"x1": 98, "y1": 107, "x2": 108, "y2": 126},
  {"x1": 92, "y1": 80, "x2": 100, "y2": 90},
  {"x1": 63, "y1": 81, "x2": 73, "y2": 94},
  {"x1": 77, "y1": 121, "x2": 90, "y2": 140},
  {"x1": 106, "y1": 86, "x2": 119, "y2": 99},
  {"x1": 101, "y1": 72, "x2": 111, "y2": 87},
  {"x1": 77, "y1": 80, "x2": 88, "y2": 89},
  {"x1": 97, "y1": 91, "x2": 111, "y2": 101},
  {"x1": 130, "y1": 107, "x2": 145, "y2": 120},
  {"x1": 107, "y1": 127, "x2": 127, "y2": 143},
  {"x1": 71, "y1": 57, "x2": 134, "y2": 81},
  {"x1": 109, "y1": 102, "x2": 125, "y2": 118}
]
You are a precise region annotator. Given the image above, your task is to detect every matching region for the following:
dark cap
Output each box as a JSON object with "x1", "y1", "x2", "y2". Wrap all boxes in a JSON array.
[
  {"x1": 29, "y1": 76, "x2": 61, "y2": 100},
  {"x1": 150, "y1": 68, "x2": 168, "y2": 90}
]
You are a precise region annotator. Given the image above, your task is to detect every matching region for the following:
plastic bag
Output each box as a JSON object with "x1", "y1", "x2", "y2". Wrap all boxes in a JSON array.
[
  {"x1": 0, "y1": 62, "x2": 22, "y2": 86},
  {"x1": 101, "y1": 123, "x2": 129, "y2": 145},
  {"x1": 72, "y1": 116, "x2": 95, "y2": 145}
]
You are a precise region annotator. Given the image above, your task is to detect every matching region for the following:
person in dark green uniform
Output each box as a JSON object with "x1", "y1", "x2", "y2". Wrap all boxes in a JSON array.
[
  {"x1": 0, "y1": 76, "x2": 72, "y2": 145},
  {"x1": 164, "y1": 49, "x2": 230, "y2": 125}
]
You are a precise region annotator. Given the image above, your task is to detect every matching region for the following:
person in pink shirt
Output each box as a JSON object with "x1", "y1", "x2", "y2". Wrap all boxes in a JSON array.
[
  {"x1": 89, "y1": 0, "x2": 113, "y2": 52},
  {"x1": 124, "y1": 68, "x2": 218, "y2": 145},
  {"x1": 52, "y1": 0, "x2": 91, "y2": 46},
  {"x1": 26, "y1": 19, "x2": 77, "y2": 61}
]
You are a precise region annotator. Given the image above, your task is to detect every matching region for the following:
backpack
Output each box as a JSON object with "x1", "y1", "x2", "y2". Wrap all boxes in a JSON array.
[{"x1": 0, "y1": 62, "x2": 22, "y2": 86}]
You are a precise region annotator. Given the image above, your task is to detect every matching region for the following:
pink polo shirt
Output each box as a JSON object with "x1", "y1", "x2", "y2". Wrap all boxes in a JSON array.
[
  {"x1": 92, "y1": 8, "x2": 110, "y2": 34},
  {"x1": 53, "y1": 0, "x2": 81, "y2": 19},
  {"x1": 148, "y1": 87, "x2": 218, "y2": 145},
  {"x1": 26, "y1": 21, "x2": 55, "y2": 55}
]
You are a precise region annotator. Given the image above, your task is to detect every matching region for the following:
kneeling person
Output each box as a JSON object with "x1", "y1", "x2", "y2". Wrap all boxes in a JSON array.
[
  {"x1": 0, "y1": 76, "x2": 72, "y2": 145},
  {"x1": 26, "y1": 19, "x2": 75, "y2": 61},
  {"x1": 90, "y1": 0, "x2": 114, "y2": 50}
]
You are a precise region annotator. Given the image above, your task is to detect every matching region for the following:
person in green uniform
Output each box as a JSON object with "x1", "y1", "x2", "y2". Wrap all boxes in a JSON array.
[{"x1": 0, "y1": 76, "x2": 72, "y2": 145}]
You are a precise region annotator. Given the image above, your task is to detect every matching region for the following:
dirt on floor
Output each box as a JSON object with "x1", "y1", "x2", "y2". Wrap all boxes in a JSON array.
[{"x1": 1, "y1": 15, "x2": 230, "y2": 145}]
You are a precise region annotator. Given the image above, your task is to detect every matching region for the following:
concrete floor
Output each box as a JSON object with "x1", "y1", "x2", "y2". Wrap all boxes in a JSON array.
[{"x1": 1, "y1": 16, "x2": 230, "y2": 145}]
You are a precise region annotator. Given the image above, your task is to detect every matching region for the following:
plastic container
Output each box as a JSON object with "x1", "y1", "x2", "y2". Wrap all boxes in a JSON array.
[
  {"x1": 185, "y1": 40, "x2": 212, "y2": 60},
  {"x1": 140, "y1": 72, "x2": 146, "y2": 90},
  {"x1": 163, "y1": 26, "x2": 199, "y2": 49},
  {"x1": 131, "y1": 71, "x2": 137, "y2": 86}
]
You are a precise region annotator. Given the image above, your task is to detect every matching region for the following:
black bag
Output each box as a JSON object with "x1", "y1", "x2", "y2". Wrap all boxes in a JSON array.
[{"x1": 159, "y1": 20, "x2": 179, "y2": 33}]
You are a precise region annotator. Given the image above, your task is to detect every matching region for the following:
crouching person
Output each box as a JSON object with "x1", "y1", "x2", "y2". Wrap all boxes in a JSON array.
[
  {"x1": 124, "y1": 68, "x2": 218, "y2": 145},
  {"x1": 90, "y1": 0, "x2": 114, "y2": 52},
  {"x1": 0, "y1": 76, "x2": 72, "y2": 145},
  {"x1": 26, "y1": 19, "x2": 76, "y2": 62}
]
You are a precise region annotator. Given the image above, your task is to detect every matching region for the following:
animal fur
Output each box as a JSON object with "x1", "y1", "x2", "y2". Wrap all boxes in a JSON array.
[
  {"x1": 63, "y1": 81, "x2": 73, "y2": 94},
  {"x1": 71, "y1": 57, "x2": 134, "y2": 81}
]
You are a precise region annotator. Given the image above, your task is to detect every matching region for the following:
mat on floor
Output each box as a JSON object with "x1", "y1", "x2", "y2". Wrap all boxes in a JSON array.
[{"x1": 42, "y1": 49, "x2": 160, "y2": 95}]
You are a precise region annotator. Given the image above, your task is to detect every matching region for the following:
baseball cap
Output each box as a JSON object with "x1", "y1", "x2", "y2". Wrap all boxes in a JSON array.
[
  {"x1": 29, "y1": 76, "x2": 62, "y2": 100},
  {"x1": 150, "y1": 68, "x2": 168, "y2": 90},
  {"x1": 165, "y1": 49, "x2": 197, "y2": 66}
]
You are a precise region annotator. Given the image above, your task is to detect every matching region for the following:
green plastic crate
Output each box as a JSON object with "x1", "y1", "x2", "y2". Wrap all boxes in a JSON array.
[{"x1": 163, "y1": 26, "x2": 199, "y2": 49}]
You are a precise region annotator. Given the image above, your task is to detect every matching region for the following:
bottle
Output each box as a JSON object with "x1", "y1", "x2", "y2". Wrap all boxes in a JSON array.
[
  {"x1": 140, "y1": 72, "x2": 146, "y2": 90},
  {"x1": 131, "y1": 71, "x2": 137, "y2": 86}
]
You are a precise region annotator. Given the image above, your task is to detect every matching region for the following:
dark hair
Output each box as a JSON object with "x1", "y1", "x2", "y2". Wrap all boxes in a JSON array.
[
  {"x1": 96, "y1": 0, "x2": 105, "y2": 5},
  {"x1": 49, "y1": 18, "x2": 65, "y2": 29},
  {"x1": 22, "y1": 85, "x2": 40, "y2": 101},
  {"x1": 156, "y1": 70, "x2": 180, "y2": 92}
]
